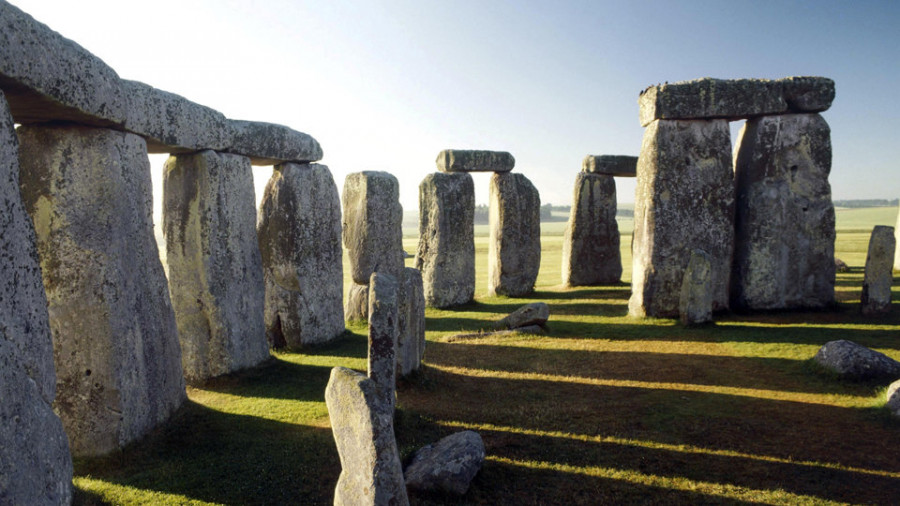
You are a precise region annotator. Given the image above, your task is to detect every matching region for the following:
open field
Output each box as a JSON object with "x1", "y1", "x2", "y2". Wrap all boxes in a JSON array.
[{"x1": 87, "y1": 208, "x2": 900, "y2": 504}]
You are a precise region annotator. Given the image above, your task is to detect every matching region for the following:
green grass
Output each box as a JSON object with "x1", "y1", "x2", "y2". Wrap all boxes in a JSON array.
[{"x1": 84, "y1": 209, "x2": 900, "y2": 505}]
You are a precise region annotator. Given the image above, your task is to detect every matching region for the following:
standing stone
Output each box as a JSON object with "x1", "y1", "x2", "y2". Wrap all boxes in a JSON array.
[
  {"x1": 342, "y1": 171, "x2": 404, "y2": 285},
  {"x1": 488, "y1": 173, "x2": 541, "y2": 297},
  {"x1": 629, "y1": 119, "x2": 735, "y2": 318},
  {"x1": 257, "y1": 163, "x2": 345, "y2": 347},
  {"x1": 894, "y1": 208, "x2": 900, "y2": 271},
  {"x1": 861, "y1": 226, "x2": 895, "y2": 316},
  {"x1": 18, "y1": 125, "x2": 186, "y2": 456},
  {"x1": 562, "y1": 172, "x2": 621, "y2": 286},
  {"x1": 0, "y1": 91, "x2": 73, "y2": 505},
  {"x1": 397, "y1": 268, "x2": 426, "y2": 377},
  {"x1": 163, "y1": 151, "x2": 269, "y2": 383},
  {"x1": 732, "y1": 114, "x2": 835, "y2": 310},
  {"x1": 325, "y1": 367, "x2": 409, "y2": 506},
  {"x1": 416, "y1": 172, "x2": 475, "y2": 307},
  {"x1": 368, "y1": 272, "x2": 399, "y2": 412},
  {"x1": 679, "y1": 250, "x2": 713, "y2": 325},
  {"x1": 346, "y1": 283, "x2": 369, "y2": 323}
]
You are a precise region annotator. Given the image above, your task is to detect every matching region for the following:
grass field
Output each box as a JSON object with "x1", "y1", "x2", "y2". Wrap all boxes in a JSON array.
[{"x1": 86, "y1": 207, "x2": 900, "y2": 505}]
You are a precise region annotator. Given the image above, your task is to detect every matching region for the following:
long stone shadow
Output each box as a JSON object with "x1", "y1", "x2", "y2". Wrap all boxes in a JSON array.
[
  {"x1": 199, "y1": 356, "x2": 338, "y2": 402},
  {"x1": 73, "y1": 400, "x2": 339, "y2": 505}
]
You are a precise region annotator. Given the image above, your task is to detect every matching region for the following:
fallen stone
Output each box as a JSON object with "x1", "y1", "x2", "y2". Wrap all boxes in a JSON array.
[
  {"x1": 778, "y1": 76, "x2": 835, "y2": 113},
  {"x1": 886, "y1": 380, "x2": 900, "y2": 418},
  {"x1": 495, "y1": 302, "x2": 550, "y2": 329},
  {"x1": 679, "y1": 250, "x2": 713, "y2": 325},
  {"x1": 346, "y1": 283, "x2": 369, "y2": 322},
  {"x1": 639, "y1": 77, "x2": 787, "y2": 126},
  {"x1": 861, "y1": 225, "x2": 895, "y2": 316},
  {"x1": 405, "y1": 430, "x2": 485, "y2": 495},
  {"x1": 18, "y1": 125, "x2": 186, "y2": 456},
  {"x1": 835, "y1": 258, "x2": 849, "y2": 273},
  {"x1": 368, "y1": 272, "x2": 400, "y2": 412},
  {"x1": 436, "y1": 149, "x2": 515, "y2": 173},
  {"x1": 813, "y1": 340, "x2": 900, "y2": 381},
  {"x1": 629, "y1": 119, "x2": 734, "y2": 318},
  {"x1": 325, "y1": 367, "x2": 409, "y2": 506},
  {"x1": 398, "y1": 268, "x2": 426, "y2": 377},
  {"x1": 582, "y1": 155, "x2": 638, "y2": 177},
  {"x1": 488, "y1": 172, "x2": 541, "y2": 296},
  {"x1": 562, "y1": 172, "x2": 621, "y2": 286},
  {"x1": 731, "y1": 114, "x2": 835, "y2": 310},
  {"x1": 416, "y1": 172, "x2": 475, "y2": 307},
  {"x1": 227, "y1": 120, "x2": 323, "y2": 166},
  {"x1": 258, "y1": 163, "x2": 345, "y2": 347},
  {"x1": 343, "y1": 171, "x2": 404, "y2": 284},
  {"x1": 163, "y1": 151, "x2": 269, "y2": 384}
]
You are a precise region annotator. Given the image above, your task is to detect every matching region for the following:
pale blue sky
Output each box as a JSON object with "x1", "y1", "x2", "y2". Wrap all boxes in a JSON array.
[{"x1": 10, "y1": 0, "x2": 900, "y2": 214}]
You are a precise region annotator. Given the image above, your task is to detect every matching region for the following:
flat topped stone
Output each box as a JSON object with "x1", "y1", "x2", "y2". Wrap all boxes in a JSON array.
[
  {"x1": 582, "y1": 155, "x2": 638, "y2": 176},
  {"x1": 437, "y1": 149, "x2": 515, "y2": 173},
  {"x1": 227, "y1": 120, "x2": 323, "y2": 165}
]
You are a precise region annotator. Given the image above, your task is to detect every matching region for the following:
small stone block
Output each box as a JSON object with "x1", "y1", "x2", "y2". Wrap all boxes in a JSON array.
[
  {"x1": 436, "y1": 149, "x2": 515, "y2": 173},
  {"x1": 582, "y1": 155, "x2": 638, "y2": 177}
]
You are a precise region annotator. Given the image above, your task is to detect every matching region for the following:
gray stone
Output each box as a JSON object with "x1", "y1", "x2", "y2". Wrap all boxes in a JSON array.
[
  {"x1": 562, "y1": 172, "x2": 621, "y2": 286},
  {"x1": 257, "y1": 163, "x2": 345, "y2": 347},
  {"x1": 18, "y1": 125, "x2": 186, "y2": 456},
  {"x1": 582, "y1": 155, "x2": 638, "y2": 177},
  {"x1": 835, "y1": 258, "x2": 850, "y2": 273},
  {"x1": 227, "y1": 120, "x2": 323, "y2": 166},
  {"x1": 436, "y1": 149, "x2": 515, "y2": 173},
  {"x1": 163, "y1": 151, "x2": 269, "y2": 384},
  {"x1": 346, "y1": 283, "x2": 369, "y2": 322},
  {"x1": 405, "y1": 430, "x2": 485, "y2": 496},
  {"x1": 368, "y1": 272, "x2": 399, "y2": 412},
  {"x1": 488, "y1": 173, "x2": 541, "y2": 296},
  {"x1": 629, "y1": 119, "x2": 735, "y2": 318},
  {"x1": 679, "y1": 250, "x2": 713, "y2": 325},
  {"x1": 397, "y1": 268, "x2": 426, "y2": 377},
  {"x1": 0, "y1": 90, "x2": 73, "y2": 506},
  {"x1": 342, "y1": 171, "x2": 404, "y2": 285},
  {"x1": 731, "y1": 114, "x2": 835, "y2": 310},
  {"x1": 0, "y1": 1, "x2": 126, "y2": 127},
  {"x1": 895, "y1": 210, "x2": 900, "y2": 271},
  {"x1": 861, "y1": 226, "x2": 895, "y2": 316},
  {"x1": 813, "y1": 340, "x2": 900, "y2": 381},
  {"x1": 496, "y1": 303, "x2": 550, "y2": 330},
  {"x1": 325, "y1": 367, "x2": 409, "y2": 506},
  {"x1": 886, "y1": 380, "x2": 900, "y2": 418},
  {"x1": 778, "y1": 76, "x2": 835, "y2": 113},
  {"x1": 639, "y1": 78, "x2": 786, "y2": 126},
  {"x1": 122, "y1": 80, "x2": 232, "y2": 154},
  {"x1": 416, "y1": 172, "x2": 475, "y2": 307}
]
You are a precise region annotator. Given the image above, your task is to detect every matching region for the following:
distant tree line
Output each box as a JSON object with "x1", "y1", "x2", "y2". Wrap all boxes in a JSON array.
[
  {"x1": 472, "y1": 203, "x2": 633, "y2": 224},
  {"x1": 832, "y1": 199, "x2": 899, "y2": 208}
]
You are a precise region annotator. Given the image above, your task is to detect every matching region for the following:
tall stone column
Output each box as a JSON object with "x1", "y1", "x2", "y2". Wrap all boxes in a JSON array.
[
  {"x1": 488, "y1": 173, "x2": 541, "y2": 296},
  {"x1": 629, "y1": 119, "x2": 735, "y2": 318},
  {"x1": 562, "y1": 172, "x2": 621, "y2": 286},
  {"x1": 163, "y1": 150, "x2": 269, "y2": 383},
  {"x1": 368, "y1": 272, "x2": 399, "y2": 412},
  {"x1": 18, "y1": 125, "x2": 186, "y2": 456},
  {"x1": 257, "y1": 162, "x2": 345, "y2": 347},
  {"x1": 861, "y1": 225, "x2": 895, "y2": 316},
  {"x1": 731, "y1": 113, "x2": 835, "y2": 310},
  {"x1": 416, "y1": 172, "x2": 475, "y2": 307}
]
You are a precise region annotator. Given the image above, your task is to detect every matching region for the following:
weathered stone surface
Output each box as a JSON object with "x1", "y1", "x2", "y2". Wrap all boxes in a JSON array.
[
  {"x1": 325, "y1": 367, "x2": 409, "y2": 506},
  {"x1": 346, "y1": 283, "x2": 369, "y2": 322},
  {"x1": 886, "y1": 380, "x2": 900, "y2": 418},
  {"x1": 562, "y1": 172, "x2": 621, "y2": 286},
  {"x1": 0, "y1": 90, "x2": 73, "y2": 506},
  {"x1": 368, "y1": 272, "x2": 399, "y2": 412},
  {"x1": 123, "y1": 80, "x2": 232, "y2": 154},
  {"x1": 582, "y1": 155, "x2": 638, "y2": 177},
  {"x1": 813, "y1": 340, "x2": 900, "y2": 381},
  {"x1": 639, "y1": 78, "x2": 786, "y2": 126},
  {"x1": 731, "y1": 114, "x2": 835, "y2": 310},
  {"x1": 0, "y1": 1, "x2": 126, "y2": 127},
  {"x1": 629, "y1": 119, "x2": 734, "y2": 318},
  {"x1": 894, "y1": 211, "x2": 900, "y2": 271},
  {"x1": 398, "y1": 268, "x2": 426, "y2": 377},
  {"x1": 258, "y1": 163, "x2": 345, "y2": 347},
  {"x1": 679, "y1": 250, "x2": 713, "y2": 325},
  {"x1": 342, "y1": 171, "x2": 404, "y2": 285},
  {"x1": 495, "y1": 302, "x2": 550, "y2": 330},
  {"x1": 163, "y1": 151, "x2": 268, "y2": 384},
  {"x1": 488, "y1": 173, "x2": 541, "y2": 296},
  {"x1": 835, "y1": 258, "x2": 850, "y2": 273},
  {"x1": 861, "y1": 226, "x2": 895, "y2": 316},
  {"x1": 778, "y1": 76, "x2": 835, "y2": 113},
  {"x1": 18, "y1": 125, "x2": 185, "y2": 456},
  {"x1": 436, "y1": 149, "x2": 515, "y2": 173},
  {"x1": 405, "y1": 430, "x2": 485, "y2": 495},
  {"x1": 416, "y1": 172, "x2": 475, "y2": 307},
  {"x1": 227, "y1": 120, "x2": 323, "y2": 166}
]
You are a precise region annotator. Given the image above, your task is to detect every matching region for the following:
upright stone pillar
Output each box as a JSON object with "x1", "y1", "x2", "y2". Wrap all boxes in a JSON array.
[
  {"x1": 0, "y1": 91, "x2": 73, "y2": 505},
  {"x1": 488, "y1": 173, "x2": 541, "y2": 296},
  {"x1": 629, "y1": 119, "x2": 735, "y2": 318},
  {"x1": 18, "y1": 125, "x2": 186, "y2": 456},
  {"x1": 397, "y1": 267, "x2": 426, "y2": 376},
  {"x1": 416, "y1": 172, "x2": 475, "y2": 307},
  {"x1": 368, "y1": 272, "x2": 399, "y2": 412},
  {"x1": 257, "y1": 162, "x2": 345, "y2": 347},
  {"x1": 731, "y1": 114, "x2": 835, "y2": 310},
  {"x1": 163, "y1": 151, "x2": 269, "y2": 383},
  {"x1": 862, "y1": 225, "x2": 895, "y2": 316},
  {"x1": 562, "y1": 170, "x2": 621, "y2": 286}
]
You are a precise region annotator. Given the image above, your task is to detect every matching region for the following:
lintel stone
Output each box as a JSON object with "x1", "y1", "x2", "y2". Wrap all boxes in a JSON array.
[
  {"x1": 436, "y1": 149, "x2": 515, "y2": 173},
  {"x1": 227, "y1": 120, "x2": 323, "y2": 165},
  {"x1": 582, "y1": 155, "x2": 638, "y2": 176}
]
